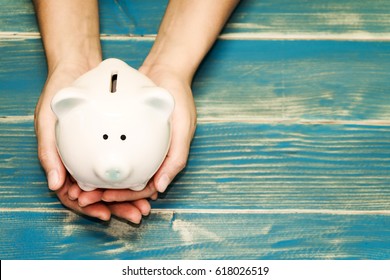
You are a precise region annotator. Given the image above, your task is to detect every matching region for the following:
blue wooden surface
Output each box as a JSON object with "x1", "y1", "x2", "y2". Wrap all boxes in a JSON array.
[
  {"x1": 1, "y1": 211, "x2": 389, "y2": 260},
  {"x1": 2, "y1": 38, "x2": 390, "y2": 120},
  {"x1": 2, "y1": 0, "x2": 390, "y2": 36},
  {"x1": 1, "y1": 121, "x2": 390, "y2": 211},
  {"x1": 0, "y1": 0, "x2": 390, "y2": 260}
]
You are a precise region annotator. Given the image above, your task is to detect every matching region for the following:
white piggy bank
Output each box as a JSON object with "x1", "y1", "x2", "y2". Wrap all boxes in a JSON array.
[{"x1": 51, "y1": 58, "x2": 174, "y2": 191}]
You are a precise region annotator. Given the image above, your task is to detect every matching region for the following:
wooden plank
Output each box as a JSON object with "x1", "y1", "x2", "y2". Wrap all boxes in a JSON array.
[
  {"x1": 194, "y1": 39, "x2": 390, "y2": 121},
  {"x1": 0, "y1": 38, "x2": 47, "y2": 116},
  {"x1": 0, "y1": 211, "x2": 389, "y2": 259},
  {"x1": 1, "y1": 121, "x2": 389, "y2": 211},
  {"x1": 0, "y1": 0, "x2": 38, "y2": 33},
  {"x1": 0, "y1": 38, "x2": 150, "y2": 117},
  {"x1": 0, "y1": 0, "x2": 167, "y2": 35},
  {"x1": 100, "y1": 0, "x2": 168, "y2": 36},
  {"x1": 155, "y1": 123, "x2": 390, "y2": 211},
  {"x1": 1, "y1": 38, "x2": 390, "y2": 121},
  {"x1": 1, "y1": 0, "x2": 389, "y2": 38},
  {"x1": 225, "y1": 0, "x2": 390, "y2": 39},
  {"x1": 2, "y1": 0, "x2": 389, "y2": 262}
]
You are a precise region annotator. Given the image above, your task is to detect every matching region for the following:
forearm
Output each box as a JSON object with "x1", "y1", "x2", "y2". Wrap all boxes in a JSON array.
[
  {"x1": 142, "y1": 0, "x2": 240, "y2": 83},
  {"x1": 33, "y1": 0, "x2": 102, "y2": 73}
]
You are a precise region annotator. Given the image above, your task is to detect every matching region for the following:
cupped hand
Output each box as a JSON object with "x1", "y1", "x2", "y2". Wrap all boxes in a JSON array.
[
  {"x1": 141, "y1": 65, "x2": 197, "y2": 193},
  {"x1": 34, "y1": 62, "x2": 153, "y2": 223},
  {"x1": 102, "y1": 64, "x2": 197, "y2": 203},
  {"x1": 103, "y1": 66, "x2": 196, "y2": 201}
]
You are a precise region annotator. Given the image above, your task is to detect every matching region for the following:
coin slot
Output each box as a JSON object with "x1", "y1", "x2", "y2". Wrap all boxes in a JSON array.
[{"x1": 110, "y1": 72, "x2": 118, "y2": 93}]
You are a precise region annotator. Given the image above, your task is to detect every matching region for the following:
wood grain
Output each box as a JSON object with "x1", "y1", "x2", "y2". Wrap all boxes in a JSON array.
[
  {"x1": 1, "y1": 121, "x2": 389, "y2": 211},
  {"x1": 1, "y1": 211, "x2": 389, "y2": 259},
  {"x1": 1, "y1": 0, "x2": 389, "y2": 38},
  {"x1": 225, "y1": 0, "x2": 390, "y2": 39},
  {"x1": 1, "y1": 0, "x2": 389, "y2": 260},
  {"x1": 1, "y1": 38, "x2": 390, "y2": 121},
  {"x1": 0, "y1": 0, "x2": 167, "y2": 35}
]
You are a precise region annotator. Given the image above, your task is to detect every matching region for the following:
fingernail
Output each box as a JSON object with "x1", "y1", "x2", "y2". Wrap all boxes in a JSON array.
[
  {"x1": 101, "y1": 193, "x2": 112, "y2": 202},
  {"x1": 78, "y1": 199, "x2": 87, "y2": 207},
  {"x1": 101, "y1": 196, "x2": 111, "y2": 202},
  {"x1": 157, "y1": 174, "x2": 170, "y2": 193},
  {"x1": 47, "y1": 170, "x2": 59, "y2": 190},
  {"x1": 68, "y1": 194, "x2": 77, "y2": 201},
  {"x1": 98, "y1": 213, "x2": 110, "y2": 221}
]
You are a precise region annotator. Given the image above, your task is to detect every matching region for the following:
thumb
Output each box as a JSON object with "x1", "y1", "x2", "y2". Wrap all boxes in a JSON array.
[
  {"x1": 35, "y1": 115, "x2": 66, "y2": 191},
  {"x1": 153, "y1": 143, "x2": 189, "y2": 193},
  {"x1": 37, "y1": 138, "x2": 66, "y2": 191}
]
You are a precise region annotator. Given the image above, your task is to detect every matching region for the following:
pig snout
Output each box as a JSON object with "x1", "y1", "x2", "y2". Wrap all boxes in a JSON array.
[
  {"x1": 93, "y1": 156, "x2": 132, "y2": 183},
  {"x1": 104, "y1": 168, "x2": 130, "y2": 182},
  {"x1": 96, "y1": 166, "x2": 132, "y2": 183}
]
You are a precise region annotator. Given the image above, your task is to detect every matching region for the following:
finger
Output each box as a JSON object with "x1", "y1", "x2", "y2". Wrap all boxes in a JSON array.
[
  {"x1": 36, "y1": 133, "x2": 67, "y2": 191},
  {"x1": 132, "y1": 199, "x2": 152, "y2": 216},
  {"x1": 78, "y1": 189, "x2": 104, "y2": 207},
  {"x1": 102, "y1": 181, "x2": 157, "y2": 202},
  {"x1": 108, "y1": 202, "x2": 145, "y2": 224},
  {"x1": 56, "y1": 181, "x2": 111, "y2": 221},
  {"x1": 154, "y1": 100, "x2": 196, "y2": 193},
  {"x1": 146, "y1": 180, "x2": 159, "y2": 200},
  {"x1": 74, "y1": 201, "x2": 111, "y2": 221},
  {"x1": 35, "y1": 108, "x2": 66, "y2": 191},
  {"x1": 153, "y1": 138, "x2": 190, "y2": 193},
  {"x1": 68, "y1": 182, "x2": 82, "y2": 200},
  {"x1": 150, "y1": 192, "x2": 159, "y2": 201}
]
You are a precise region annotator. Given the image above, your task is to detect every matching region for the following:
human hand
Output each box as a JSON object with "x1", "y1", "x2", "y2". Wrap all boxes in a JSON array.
[
  {"x1": 100, "y1": 0, "x2": 238, "y2": 202},
  {"x1": 34, "y1": 62, "x2": 153, "y2": 223},
  {"x1": 141, "y1": 65, "x2": 197, "y2": 193},
  {"x1": 101, "y1": 64, "x2": 196, "y2": 204}
]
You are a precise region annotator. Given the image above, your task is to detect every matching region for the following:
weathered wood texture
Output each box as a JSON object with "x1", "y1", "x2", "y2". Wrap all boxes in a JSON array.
[
  {"x1": 2, "y1": 38, "x2": 390, "y2": 120},
  {"x1": 1, "y1": 0, "x2": 390, "y2": 37},
  {"x1": 0, "y1": 0, "x2": 389, "y2": 259},
  {"x1": 1, "y1": 211, "x2": 390, "y2": 260},
  {"x1": 1, "y1": 121, "x2": 390, "y2": 211}
]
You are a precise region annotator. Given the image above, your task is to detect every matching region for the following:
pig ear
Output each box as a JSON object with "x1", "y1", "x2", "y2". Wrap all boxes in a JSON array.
[
  {"x1": 140, "y1": 87, "x2": 175, "y2": 119},
  {"x1": 51, "y1": 88, "x2": 89, "y2": 118}
]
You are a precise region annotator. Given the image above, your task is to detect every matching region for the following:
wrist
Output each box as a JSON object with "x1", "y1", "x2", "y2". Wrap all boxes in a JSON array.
[
  {"x1": 34, "y1": 0, "x2": 102, "y2": 74},
  {"x1": 45, "y1": 40, "x2": 102, "y2": 75},
  {"x1": 141, "y1": 49, "x2": 198, "y2": 85},
  {"x1": 139, "y1": 62, "x2": 193, "y2": 88}
]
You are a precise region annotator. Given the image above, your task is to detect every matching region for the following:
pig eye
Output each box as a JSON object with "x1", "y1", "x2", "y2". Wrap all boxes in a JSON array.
[
  {"x1": 103, "y1": 134, "x2": 109, "y2": 140},
  {"x1": 120, "y1": 134, "x2": 127, "y2": 141}
]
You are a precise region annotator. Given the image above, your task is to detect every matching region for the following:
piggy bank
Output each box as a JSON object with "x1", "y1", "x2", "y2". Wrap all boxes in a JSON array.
[{"x1": 51, "y1": 58, "x2": 174, "y2": 191}]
